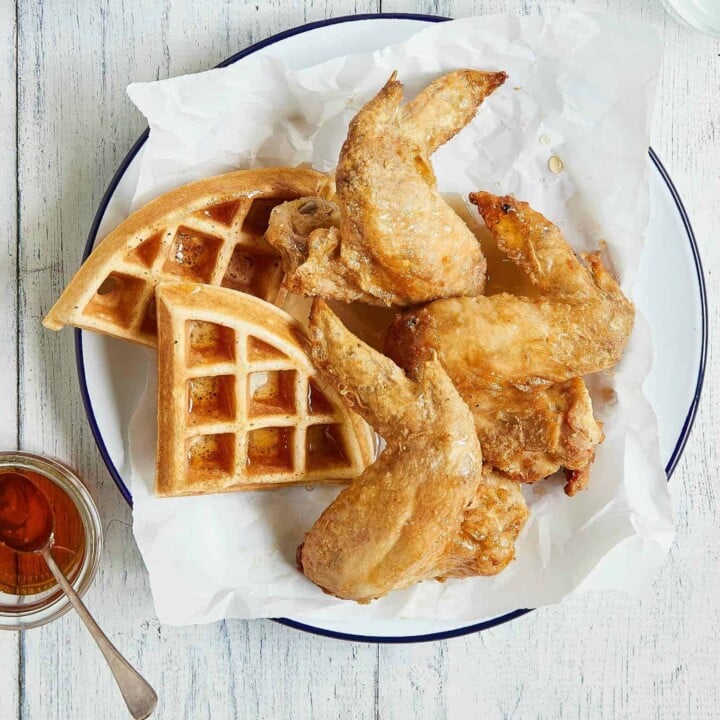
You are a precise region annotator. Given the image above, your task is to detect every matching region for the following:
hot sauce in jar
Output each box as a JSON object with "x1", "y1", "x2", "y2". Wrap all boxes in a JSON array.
[{"x1": 0, "y1": 468, "x2": 85, "y2": 595}]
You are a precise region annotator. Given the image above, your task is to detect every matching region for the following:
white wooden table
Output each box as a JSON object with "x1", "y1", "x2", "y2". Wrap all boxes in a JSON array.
[{"x1": 1, "y1": 1, "x2": 718, "y2": 718}]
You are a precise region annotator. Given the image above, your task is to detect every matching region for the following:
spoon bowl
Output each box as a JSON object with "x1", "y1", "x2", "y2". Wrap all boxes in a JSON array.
[{"x1": 0, "y1": 471, "x2": 54, "y2": 553}]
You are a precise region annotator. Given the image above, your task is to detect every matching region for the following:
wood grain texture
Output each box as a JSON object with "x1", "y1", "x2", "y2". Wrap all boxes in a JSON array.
[
  {"x1": 0, "y1": 0, "x2": 18, "y2": 454},
  {"x1": 2, "y1": 0, "x2": 719, "y2": 718},
  {"x1": 0, "y1": 0, "x2": 20, "y2": 716}
]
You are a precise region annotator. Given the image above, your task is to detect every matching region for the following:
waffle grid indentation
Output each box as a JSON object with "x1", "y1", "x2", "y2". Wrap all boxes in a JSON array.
[
  {"x1": 82, "y1": 193, "x2": 301, "y2": 340},
  {"x1": 179, "y1": 322, "x2": 355, "y2": 484}
]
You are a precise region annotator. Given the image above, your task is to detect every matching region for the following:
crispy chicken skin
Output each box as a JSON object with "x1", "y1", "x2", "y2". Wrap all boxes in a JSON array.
[
  {"x1": 299, "y1": 300, "x2": 526, "y2": 601},
  {"x1": 386, "y1": 192, "x2": 633, "y2": 492},
  {"x1": 266, "y1": 70, "x2": 507, "y2": 306},
  {"x1": 437, "y1": 469, "x2": 528, "y2": 579},
  {"x1": 265, "y1": 197, "x2": 380, "y2": 305},
  {"x1": 468, "y1": 380, "x2": 603, "y2": 495}
]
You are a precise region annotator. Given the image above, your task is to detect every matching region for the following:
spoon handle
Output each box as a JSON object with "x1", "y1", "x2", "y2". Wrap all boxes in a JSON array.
[{"x1": 41, "y1": 547, "x2": 158, "y2": 720}]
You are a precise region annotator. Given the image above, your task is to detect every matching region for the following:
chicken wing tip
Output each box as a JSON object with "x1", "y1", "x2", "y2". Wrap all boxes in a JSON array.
[{"x1": 480, "y1": 69, "x2": 508, "y2": 91}]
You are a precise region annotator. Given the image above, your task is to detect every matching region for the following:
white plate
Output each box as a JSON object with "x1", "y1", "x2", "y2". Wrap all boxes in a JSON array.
[{"x1": 76, "y1": 14, "x2": 707, "y2": 642}]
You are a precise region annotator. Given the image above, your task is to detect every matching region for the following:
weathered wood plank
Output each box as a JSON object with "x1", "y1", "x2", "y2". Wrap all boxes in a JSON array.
[
  {"x1": 0, "y1": 0, "x2": 18, "y2": 447},
  {"x1": 378, "y1": 643, "x2": 447, "y2": 720},
  {"x1": 0, "y1": 0, "x2": 20, "y2": 715},
  {"x1": 16, "y1": 1, "x2": 379, "y2": 719},
  {"x1": 0, "y1": 633, "x2": 19, "y2": 720}
]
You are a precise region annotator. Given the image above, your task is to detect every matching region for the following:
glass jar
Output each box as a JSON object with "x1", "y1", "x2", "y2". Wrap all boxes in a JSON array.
[
  {"x1": 663, "y1": 0, "x2": 720, "y2": 37},
  {"x1": 0, "y1": 452, "x2": 102, "y2": 630}
]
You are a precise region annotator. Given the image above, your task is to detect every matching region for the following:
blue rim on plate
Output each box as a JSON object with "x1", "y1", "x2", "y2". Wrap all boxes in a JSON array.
[{"x1": 74, "y1": 13, "x2": 708, "y2": 643}]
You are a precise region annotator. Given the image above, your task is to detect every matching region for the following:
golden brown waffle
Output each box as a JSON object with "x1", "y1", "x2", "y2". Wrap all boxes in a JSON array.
[
  {"x1": 43, "y1": 167, "x2": 332, "y2": 346},
  {"x1": 154, "y1": 282, "x2": 375, "y2": 497}
]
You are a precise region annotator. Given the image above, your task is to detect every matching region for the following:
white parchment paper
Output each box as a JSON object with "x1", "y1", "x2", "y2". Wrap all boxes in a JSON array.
[{"x1": 125, "y1": 12, "x2": 673, "y2": 624}]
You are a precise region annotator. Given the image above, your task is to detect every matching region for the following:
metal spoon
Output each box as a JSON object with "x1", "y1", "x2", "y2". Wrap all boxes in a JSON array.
[{"x1": 0, "y1": 471, "x2": 158, "y2": 719}]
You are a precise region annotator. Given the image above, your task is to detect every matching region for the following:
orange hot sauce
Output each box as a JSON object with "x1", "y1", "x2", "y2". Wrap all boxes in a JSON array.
[{"x1": 0, "y1": 469, "x2": 85, "y2": 595}]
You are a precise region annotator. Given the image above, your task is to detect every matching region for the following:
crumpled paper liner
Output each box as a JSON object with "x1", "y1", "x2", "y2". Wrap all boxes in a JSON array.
[{"x1": 123, "y1": 12, "x2": 671, "y2": 625}]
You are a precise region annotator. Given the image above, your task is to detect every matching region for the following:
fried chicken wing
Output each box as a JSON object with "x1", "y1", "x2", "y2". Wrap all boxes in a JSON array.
[
  {"x1": 299, "y1": 300, "x2": 526, "y2": 601},
  {"x1": 267, "y1": 70, "x2": 507, "y2": 306},
  {"x1": 387, "y1": 193, "x2": 634, "y2": 386},
  {"x1": 386, "y1": 192, "x2": 633, "y2": 492}
]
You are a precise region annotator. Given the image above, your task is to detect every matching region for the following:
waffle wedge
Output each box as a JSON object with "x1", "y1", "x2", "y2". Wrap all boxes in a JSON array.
[
  {"x1": 154, "y1": 282, "x2": 375, "y2": 497},
  {"x1": 44, "y1": 167, "x2": 332, "y2": 346}
]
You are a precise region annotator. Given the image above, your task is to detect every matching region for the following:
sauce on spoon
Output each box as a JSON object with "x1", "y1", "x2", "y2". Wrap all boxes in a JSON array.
[{"x1": 0, "y1": 469, "x2": 84, "y2": 595}]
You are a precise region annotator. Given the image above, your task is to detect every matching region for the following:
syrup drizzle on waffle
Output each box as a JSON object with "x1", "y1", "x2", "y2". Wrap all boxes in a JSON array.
[
  {"x1": 156, "y1": 283, "x2": 373, "y2": 496},
  {"x1": 96, "y1": 196, "x2": 286, "y2": 343},
  {"x1": 43, "y1": 168, "x2": 333, "y2": 347}
]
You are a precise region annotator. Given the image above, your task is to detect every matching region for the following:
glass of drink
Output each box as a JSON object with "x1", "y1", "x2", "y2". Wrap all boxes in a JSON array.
[{"x1": 664, "y1": 0, "x2": 720, "y2": 37}]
